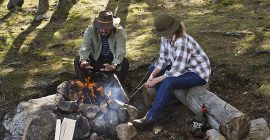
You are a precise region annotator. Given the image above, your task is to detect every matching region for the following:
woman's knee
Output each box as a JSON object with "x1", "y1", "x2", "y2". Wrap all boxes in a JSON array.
[{"x1": 159, "y1": 78, "x2": 174, "y2": 89}]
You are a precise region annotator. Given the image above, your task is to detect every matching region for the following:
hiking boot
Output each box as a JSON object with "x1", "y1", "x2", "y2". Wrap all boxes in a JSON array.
[{"x1": 132, "y1": 116, "x2": 153, "y2": 130}]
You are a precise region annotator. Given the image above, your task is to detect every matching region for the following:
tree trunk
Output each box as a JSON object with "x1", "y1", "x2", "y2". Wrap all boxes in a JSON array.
[
  {"x1": 7, "y1": 0, "x2": 24, "y2": 9},
  {"x1": 37, "y1": 0, "x2": 49, "y2": 14},
  {"x1": 173, "y1": 86, "x2": 250, "y2": 139}
]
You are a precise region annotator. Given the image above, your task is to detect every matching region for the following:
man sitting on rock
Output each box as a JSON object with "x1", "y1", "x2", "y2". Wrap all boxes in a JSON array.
[{"x1": 74, "y1": 10, "x2": 129, "y2": 83}]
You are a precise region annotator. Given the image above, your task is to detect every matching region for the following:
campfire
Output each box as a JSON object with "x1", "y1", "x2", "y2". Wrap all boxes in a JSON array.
[
  {"x1": 2, "y1": 73, "x2": 137, "y2": 140},
  {"x1": 56, "y1": 73, "x2": 138, "y2": 139},
  {"x1": 64, "y1": 77, "x2": 106, "y2": 104}
]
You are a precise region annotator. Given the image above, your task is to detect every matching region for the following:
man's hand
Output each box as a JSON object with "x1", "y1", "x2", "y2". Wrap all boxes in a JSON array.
[
  {"x1": 80, "y1": 59, "x2": 93, "y2": 69},
  {"x1": 100, "y1": 63, "x2": 117, "y2": 71}
]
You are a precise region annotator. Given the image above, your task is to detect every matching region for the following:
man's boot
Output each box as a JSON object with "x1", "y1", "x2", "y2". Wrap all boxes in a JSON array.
[{"x1": 132, "y1": 116, "x2": 153, "y2": 130}]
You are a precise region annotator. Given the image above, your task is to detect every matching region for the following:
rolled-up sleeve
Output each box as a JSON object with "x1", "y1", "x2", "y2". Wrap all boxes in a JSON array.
[
  {"x1": 112, "y1": 29, "x2": 127, "y2": 64},
  {"x1": 79, "y1": 27, "x2": 92, "y2": 61}
]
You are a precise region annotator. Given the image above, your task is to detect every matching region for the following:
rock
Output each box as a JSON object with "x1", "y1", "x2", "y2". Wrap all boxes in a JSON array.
[
  {"x1": 105, "y1": 110, "x2": 119, "y2": 127},
  {"x1": 56, "y1": 81, "x2": 69, "y2": 95},
  {"x1": 206, "y1": 129, "x2": 226, "y2": 140},
  {"x1": 116, "y1": 122, "x2": 137, "y2": 140},
  {"x1": 79, "y1": 104, "x2": 99, "y2": 119},
  {"x1": 108, "y1": 99, "x2": 124, "y2": 111},
  {"x1": 57, "y1": 98, "x2": 79, "y2": 112},
  {"x1": 25, "y1": 110, "x2": 56, "y2": 140},
  {"x1": 91, "y1": 114, "x2": 107, "y2": 129},
  {"x1": 73, "y1": 116, "x2": 91, "y2": 139},
  {"x1": 3, "y1": 110, "x2": 28, "y2": 136},
  {"x1": 90, "y1": 133, "x2": 104, "y2": 140},
  {"x1": 35, "y1": 14, "x2": 43, "y2": 21},
  {"x1": 56, "y1": 80, "x2": 80, "y2": 101},
  {"x1": 99, "y1": 101, "x2": 109, "y2": 114},
  {"x1": 123, "y1": 104, "x2": 138, "y2": 121},
  {"x1": 35, "y1": 13, "x2": 50, "y2": 21},
  {"x1": 118, "y1": 107, "x2": 129, "y2": 123},
  {"x1": 91, "y1": 111, "x2": 120, "y2": 137},
  {"x1": 3, "y1": 94, "x2": 61, "y2": 136},
  {"x1": 247, "y1": 118, "x2": 270, "y2": 139}
]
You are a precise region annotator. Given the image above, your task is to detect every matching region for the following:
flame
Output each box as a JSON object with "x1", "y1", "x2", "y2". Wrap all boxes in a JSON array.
[
  {"x1": 108, "y1": 91, "x2": 112, "y2": 97},
  {"x1": 68, "y1": 77, "x2": 104, "y2": 103}
]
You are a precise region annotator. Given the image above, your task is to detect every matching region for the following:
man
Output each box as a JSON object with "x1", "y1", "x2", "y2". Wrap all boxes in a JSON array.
[{"x1": 74, "y1": 10, "x2": 129, "y2": 82}]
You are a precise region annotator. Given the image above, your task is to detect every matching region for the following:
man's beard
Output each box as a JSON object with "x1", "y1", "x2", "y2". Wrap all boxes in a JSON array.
[{"x1": 101, "y1": 32, "x2": 110, "y2": 37}]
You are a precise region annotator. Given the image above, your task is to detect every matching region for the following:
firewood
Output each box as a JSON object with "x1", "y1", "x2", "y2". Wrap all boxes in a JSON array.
[
  {"x1": 54, "y1": 119, "x2": 61, "y2": 140},
  {"x1": 59, "y1": 118, "x2": 76, "y2": 140}
]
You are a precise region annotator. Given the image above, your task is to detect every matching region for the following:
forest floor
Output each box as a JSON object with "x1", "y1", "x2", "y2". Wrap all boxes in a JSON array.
[{"x1": 0, "y1": 0, "x2": 270, "y2": 139}]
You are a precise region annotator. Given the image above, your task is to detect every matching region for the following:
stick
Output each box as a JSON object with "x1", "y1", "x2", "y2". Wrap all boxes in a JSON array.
[{"x1": 128, "y1": 84, "x2": 145, "y2": 100}]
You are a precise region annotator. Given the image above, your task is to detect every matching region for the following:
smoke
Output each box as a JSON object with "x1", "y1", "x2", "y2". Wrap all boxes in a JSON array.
[{"x1": 98, "y1": 74, "x2": 128, "y2": 104}]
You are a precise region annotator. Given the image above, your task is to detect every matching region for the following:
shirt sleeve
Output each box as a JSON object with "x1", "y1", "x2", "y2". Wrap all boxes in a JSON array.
[
  {"x1": 112, "y1": 28, "x2": 127, "y2": 64},
  {"x1": 79, "y1": 27, "x2": 93, "y2": 61},
  {"x1": 154, "y1": 37, "x2": 170, "y2": 69},
  {"x1": 165, "y1": 38, "x2": 190, "y2": 77}
]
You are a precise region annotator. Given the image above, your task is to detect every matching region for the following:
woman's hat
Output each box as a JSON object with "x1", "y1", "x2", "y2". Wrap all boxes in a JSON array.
[
  {"x1": 153, "y1": 14, "x2": 180, "y2": 37},
  {"x1": 93, "y1": 10, "x2": 121, "y2": 29}
]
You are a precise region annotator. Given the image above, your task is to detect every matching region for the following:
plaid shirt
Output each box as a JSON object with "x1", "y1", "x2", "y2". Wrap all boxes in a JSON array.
[{"x1": 155, "y1": 34, "x2": 211, "y2": 82}]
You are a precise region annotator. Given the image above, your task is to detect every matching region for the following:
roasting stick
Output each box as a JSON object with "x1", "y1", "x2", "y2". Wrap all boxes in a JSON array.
[
  {"x1": 128, "y1": 84, "x2": 145, "y2": 100},
  {"x1": 129, "y1": 71, "x2": 149, "y2": 96},
  {"x1": 128, "y1": 57, "x2": 159, "y2": 101}
]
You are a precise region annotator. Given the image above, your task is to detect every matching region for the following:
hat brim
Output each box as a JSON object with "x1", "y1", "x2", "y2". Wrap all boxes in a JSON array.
[
  {"x1": 93, "y1": 16, "x2": 121, "y2": 29},
  {"x1": 153, "y1": 19, "x2": 180, "y2": 37}
]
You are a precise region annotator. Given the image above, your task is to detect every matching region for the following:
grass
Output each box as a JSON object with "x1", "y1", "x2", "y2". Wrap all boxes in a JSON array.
[{"x1": 0, "y1": 0, "x2": 270, "y2": 106}]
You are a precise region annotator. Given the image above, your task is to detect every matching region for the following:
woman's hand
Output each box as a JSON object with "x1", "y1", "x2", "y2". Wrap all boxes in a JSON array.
[
  {"x1": 145, "y1": 78, "x2": 159, "y2": 88},
  {"x1": 145, "y1": 75, "x2": 168, "y2": 88}
]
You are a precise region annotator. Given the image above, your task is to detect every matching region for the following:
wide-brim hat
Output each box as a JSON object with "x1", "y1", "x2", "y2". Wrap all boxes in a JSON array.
[
  {"x1": 153, "y1": 14, "x2": 180, "y2": 37},
  {"x1": 93, "y1": 10, "x2": 121, "y2": 29}
]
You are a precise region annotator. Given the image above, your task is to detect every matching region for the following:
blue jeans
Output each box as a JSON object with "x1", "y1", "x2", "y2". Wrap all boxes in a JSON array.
[{"x1": 146, "y1": 65, "x2": 207, "y2": 121}]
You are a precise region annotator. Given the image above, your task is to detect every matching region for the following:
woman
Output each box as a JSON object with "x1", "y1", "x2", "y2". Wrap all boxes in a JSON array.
[{"x1": 133, "y1": 14, "x2": 211, "y2": 129}]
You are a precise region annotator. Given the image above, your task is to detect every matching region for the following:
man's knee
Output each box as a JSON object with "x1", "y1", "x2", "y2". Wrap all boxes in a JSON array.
[{"x1": 122, "y1": 57, "x2": 129, "y2": 69}]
